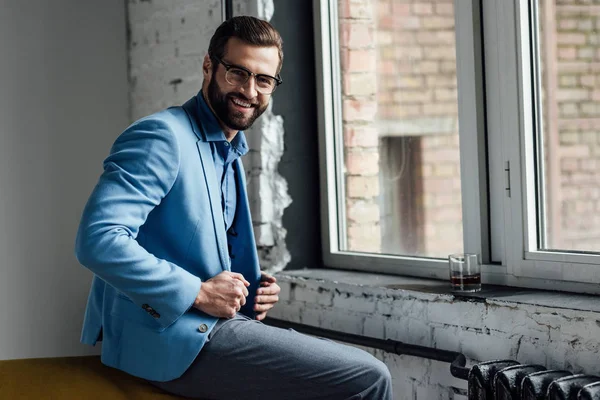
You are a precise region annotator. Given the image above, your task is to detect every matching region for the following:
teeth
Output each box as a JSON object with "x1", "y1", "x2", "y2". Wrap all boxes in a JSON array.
[{"x1": 232, "y1": 98, "x2": 251, "y2": 108}]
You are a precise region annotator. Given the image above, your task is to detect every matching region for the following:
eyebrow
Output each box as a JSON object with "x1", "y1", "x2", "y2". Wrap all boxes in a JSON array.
[{"x1": 222, "y1": 59, "x2": 279, "y2": 79}]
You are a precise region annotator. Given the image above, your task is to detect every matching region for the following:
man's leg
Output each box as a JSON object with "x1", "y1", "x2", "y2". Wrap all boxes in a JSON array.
[{"x1": 149, "y1": 315, "x2": 393, "y2": 400}]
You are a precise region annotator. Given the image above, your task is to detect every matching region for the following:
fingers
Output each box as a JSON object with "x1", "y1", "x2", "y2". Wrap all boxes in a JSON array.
[
  {"x1": 254, "y1": 294, "x2": 279, "y2": 305},
  {"x1": 255, "y1": 311, "x2": 267, "y2": 321},
  {"x1": 253, "y1": 302, "x2": 275, "y2": 313},
  {"x1": 257, "y1": 282, "x2": 281, "y2": 296},
  {"x1": 236, "y1": 280, "x2": 249, "y2": 298},
  {"x1": 229, "y1": 272, "x2": 250, "y2": 286},
  {"x1": 260, "y1": 271, "x2": 277, "y2": 283}
]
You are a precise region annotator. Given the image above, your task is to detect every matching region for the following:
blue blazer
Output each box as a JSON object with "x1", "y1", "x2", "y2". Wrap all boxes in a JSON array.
[{"x1": 75, "y1": 95, "x2": 261, "y2": 382}]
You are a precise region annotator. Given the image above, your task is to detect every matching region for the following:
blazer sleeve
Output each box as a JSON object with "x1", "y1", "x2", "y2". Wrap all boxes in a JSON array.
[{"x1": 75, "y1": 117, "x2": 201, "y2": 330}]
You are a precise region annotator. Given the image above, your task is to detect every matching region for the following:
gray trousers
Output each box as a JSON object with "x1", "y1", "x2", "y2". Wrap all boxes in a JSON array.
[{"x1": 149, "y1": 314, "x2": 393, "y2": 400}]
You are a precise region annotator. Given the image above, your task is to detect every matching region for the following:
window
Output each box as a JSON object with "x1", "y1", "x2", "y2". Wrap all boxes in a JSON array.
[
  {"x1": 315, "y1": 0, "x2": 600, "y2": 294},
  {"x1": 336, "y1": 0, "x2": 463, "y2": 259},
  {"x1": 533, "y1": 0, "x2": 600, "y2": 253}
]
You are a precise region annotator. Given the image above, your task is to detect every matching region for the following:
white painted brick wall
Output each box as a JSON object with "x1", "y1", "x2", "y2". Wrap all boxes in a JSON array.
[
  {"x1": 127, "y1": 0, "x2": 290, "y2": 271},
  {"x1": 269, "y1": 271, "x2": 600, "y2": 399},
  {"x1": 128, "y1": 0, "x2": 223, "y2": 120}
]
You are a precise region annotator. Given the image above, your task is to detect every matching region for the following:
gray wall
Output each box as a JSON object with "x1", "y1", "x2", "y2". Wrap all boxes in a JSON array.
[
  {"x1": 271, "y1": 1, "x2": 323, "y2": 270},
  {"x1": 0, "y1": 1, "x2": 129, "y2": 359}
]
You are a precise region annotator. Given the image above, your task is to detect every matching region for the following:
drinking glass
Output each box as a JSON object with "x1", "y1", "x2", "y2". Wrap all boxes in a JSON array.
[{"x1": 448, "y1": 253, "x2": 481, "y2": 292}]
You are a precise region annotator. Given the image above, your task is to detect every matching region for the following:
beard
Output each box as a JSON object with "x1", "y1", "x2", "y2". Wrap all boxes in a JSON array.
[{"x1": 207, "y1": 74, "x2": 268, "y2": 131}]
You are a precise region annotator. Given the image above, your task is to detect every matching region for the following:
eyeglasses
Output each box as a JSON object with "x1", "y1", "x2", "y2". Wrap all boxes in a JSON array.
[{"x1": 212, "y1": 56, "x2": 282, "y2": 95}]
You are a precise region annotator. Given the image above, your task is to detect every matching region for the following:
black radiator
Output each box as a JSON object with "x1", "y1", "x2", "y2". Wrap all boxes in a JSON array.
[{"x1": 465, "y1": 361, "x2": 599, "y2": 399}]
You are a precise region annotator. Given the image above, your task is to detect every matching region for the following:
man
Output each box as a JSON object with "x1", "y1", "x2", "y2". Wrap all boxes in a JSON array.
[{"x1": 75, "y1": 16, "x2": 392, "y2": 399}]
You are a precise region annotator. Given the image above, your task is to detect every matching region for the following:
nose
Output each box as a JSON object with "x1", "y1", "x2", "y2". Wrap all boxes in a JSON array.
[{"x1": 239, "y1": 75, "x2": 259, "y2": 99}]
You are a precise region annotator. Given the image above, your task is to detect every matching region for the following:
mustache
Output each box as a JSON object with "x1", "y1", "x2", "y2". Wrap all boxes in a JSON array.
[{"x1": 227, "y1": 93, "x2": 259, "y2": 107}]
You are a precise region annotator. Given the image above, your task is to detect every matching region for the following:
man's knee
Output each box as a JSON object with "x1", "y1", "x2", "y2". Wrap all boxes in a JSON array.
[
  {"x1": 344, "y1": 354, "x2": 393, "y2": 399},
  {"x1": 364, "y1": 356, "x2": 392, "y2": 389}
]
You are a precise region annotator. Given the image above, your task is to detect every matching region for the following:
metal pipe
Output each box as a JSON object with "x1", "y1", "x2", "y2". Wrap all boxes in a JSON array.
[
  {"x1": 264, "y1": 317, "x2": 470, "y2": 380},
  {"x1": 224, "y1": 0, "x2": 233, "y2": 20}
]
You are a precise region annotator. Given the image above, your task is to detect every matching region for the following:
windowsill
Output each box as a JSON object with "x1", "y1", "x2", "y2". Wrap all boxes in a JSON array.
[{"x1": 276, "y1": 268, "x2": 600, "y2": 314}]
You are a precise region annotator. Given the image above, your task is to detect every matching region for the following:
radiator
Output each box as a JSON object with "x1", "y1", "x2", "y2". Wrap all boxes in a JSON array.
[{"x1": 467, "y1": 360, "x2": 600, "y2": 399}]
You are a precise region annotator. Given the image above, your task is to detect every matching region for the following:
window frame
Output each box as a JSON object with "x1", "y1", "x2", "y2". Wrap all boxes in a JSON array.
[
  {"x1": 314, "y1": 0, "x2": 600, "y2": 294},
  {"x1": 497, "y1": 0, "x2": 600, "y2": 289}
]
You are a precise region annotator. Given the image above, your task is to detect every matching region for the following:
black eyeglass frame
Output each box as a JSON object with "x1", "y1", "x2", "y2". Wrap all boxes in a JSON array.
[{"x1": 212, "y1": 55, "x2": 283, "y2": 94}]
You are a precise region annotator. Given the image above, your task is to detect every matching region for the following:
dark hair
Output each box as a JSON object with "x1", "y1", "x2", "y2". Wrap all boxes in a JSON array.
[{"x1": 208, "y1": 16, "x2": 284, "y2": 74}]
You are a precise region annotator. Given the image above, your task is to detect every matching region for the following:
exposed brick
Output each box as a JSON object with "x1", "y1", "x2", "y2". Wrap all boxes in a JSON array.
[
  {"x1": 347, "y1": 224, "x2": 381, "y2": 252},
  {"x1": 435, "y1": 3, "x2": 454, "y2": 15},
  {"x1": 395, "y1": 76, "x2": 425, "y2": 89},
  {"x1": 346, "y1": 175, "x2": 380, "y2": 198},
  {"x1": 345, "y1": 150, "x2": 380, "y2": 175},
  {"x1": 346, "y1": 199, "x2": 381, "y2": 224},
  {"x1": 340, "y1": 23, "x2": 375, "y2": 49},
  {"x1": 422, "y1": 16, "x2": 454, "y2": 30},
  {"x1": 418, "y1": 61, "x2": 440, "y2": 73},
  {"x1": 433, "y1": 163, "x2": 458, "y2": 177},
  {"x1": 343, "y1": 98, "x2": 377, "y2": 121},
  {"x1": 344, "y1": 126, "x2": 380, "y2": 147},
  {"x1": 440, "y1": 60, "x2": 456, "y2": 73},
  {"x1": 343, "y1": 73, "x2": 377, "y2": 96},
  {"x1": 391, "y1": 103, "x2": 422, "y2": 118},
  {"x1": 558, "y1": 33, "x2": 587, "y2": 45},
  {"x1": 560, "y1": 131, "x2": 579, "y2": 144},
  {"x1": 559, "y1": 74, "x2": 578, "y2": 87},
  {"x1": 391, "y1": 3, "x2": 411, "y2": 17},
  {"x1": 560, "y1": 145, "x2": 591, "y2": 158},
  {"x1": 558, "y1": 47, "x2": 577, "y2": 60},
  {"x1": 434, "y1": 88, "x2": 458, "y2": 102},
  {"x1": 393, "y1": 89, "x2": 433, "y2": 103},
  {"x1": 425, "y1": 46, "x2": 456, "y2": 60},
  {"x1": 559, "y1": 18, "x2": 578, "y2": 30},
  {"x1": 416, "y1": 31, "x2": 455, "y2": 45},
  {"x1": 412, "y1": 3, "x2": 433, "y2": 15},
  {"x1": 395, "y1": 16, "x2": 421, "y2": 30},
  {"x1": 578, "y1": 46, "x2": 595, "y2": 59},
  {"x1": 340, "y1": 0, "x2": 375, "y2": 20}
]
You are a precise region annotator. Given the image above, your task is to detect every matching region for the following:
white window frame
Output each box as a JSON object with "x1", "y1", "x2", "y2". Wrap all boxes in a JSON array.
[
  {"x1": 493, "y1": 0, "x2": 600, "y2": 291},
  {"x1": 314, "y1": 0, "x2": 600, "y2": 294}
]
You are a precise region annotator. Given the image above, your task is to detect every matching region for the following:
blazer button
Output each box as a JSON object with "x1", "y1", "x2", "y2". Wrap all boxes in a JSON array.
[{"x1": 198, "y1": 324, "x2": 208, "y2": 333}]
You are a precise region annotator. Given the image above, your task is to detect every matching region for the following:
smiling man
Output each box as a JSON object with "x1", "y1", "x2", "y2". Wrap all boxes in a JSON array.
[{"x1": 75, "y1": 16, "x2": 392, "y2": 400}]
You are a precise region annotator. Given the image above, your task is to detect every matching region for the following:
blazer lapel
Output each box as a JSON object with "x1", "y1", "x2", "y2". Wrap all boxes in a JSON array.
[
  {"x1": 231, "y1": 159, "x2": 258, "y2": 261},
  {"x1": 182, "y1": 97, "x2": 230, "y2": 271},
  {"x1": 197, "y1": 141, "x2": 229, "y2": 271}
]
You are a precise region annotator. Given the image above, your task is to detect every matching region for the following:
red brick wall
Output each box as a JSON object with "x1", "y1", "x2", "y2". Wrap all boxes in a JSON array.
[{"x1": 340, "y1": 0, "x2": 462, "y2": 257}]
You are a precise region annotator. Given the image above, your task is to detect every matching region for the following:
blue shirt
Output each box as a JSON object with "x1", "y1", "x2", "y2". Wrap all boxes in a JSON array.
[{"x1": 196, "y1": 94, "x2": 249, "y2": 231}]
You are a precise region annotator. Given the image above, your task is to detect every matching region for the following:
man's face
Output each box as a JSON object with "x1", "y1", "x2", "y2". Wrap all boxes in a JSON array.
[{"x1": 204, "y1": 37, "x2": 280, "y2": 131}]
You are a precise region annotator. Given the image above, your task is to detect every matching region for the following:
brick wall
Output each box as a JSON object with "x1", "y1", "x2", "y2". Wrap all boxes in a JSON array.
[
  {"x1": 550, "y1": 0, "x2": 600, "y2": 250},
  {"x1": 128, "y1": 0, "x2": 223, "y2": 120},
  {"x1": 339, "y1": 0, "x2": 381, "y2": 253},
  {"x1": 340, "y1": 0, "x2": 462, "y2": 257}
]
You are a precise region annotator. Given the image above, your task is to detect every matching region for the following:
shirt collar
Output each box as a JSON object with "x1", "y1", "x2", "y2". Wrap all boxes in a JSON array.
[{"x1": 197, "y1": 92, "x2": 249, "y2": 156}]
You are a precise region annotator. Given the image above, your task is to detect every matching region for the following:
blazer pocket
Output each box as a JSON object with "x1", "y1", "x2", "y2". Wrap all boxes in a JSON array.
[{"x1": 110, "y1": 294, "x2": 167, "y2": 332}]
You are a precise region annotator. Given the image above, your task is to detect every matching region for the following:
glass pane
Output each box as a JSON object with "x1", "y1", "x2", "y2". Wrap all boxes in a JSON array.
[
  {"x1": 337, "y1": 0, "x2": 463, "y2": 258},
  {"x1": 535, "y1": 0, "x2": 600, "y2": 252}
]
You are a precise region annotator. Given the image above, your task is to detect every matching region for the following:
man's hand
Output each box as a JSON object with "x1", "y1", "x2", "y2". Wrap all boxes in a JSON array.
[
  {"x1": 193, "y1": 271, "x2": 249, "y2": 318},
  {"x1": 254, "y1": 271, "x2": 280, "y2": 321}
]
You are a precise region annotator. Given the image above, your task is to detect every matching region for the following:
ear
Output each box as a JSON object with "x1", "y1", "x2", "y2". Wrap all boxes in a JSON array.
[{"x1": 202, "y1": 54, "x2": 212, "y2": 78}]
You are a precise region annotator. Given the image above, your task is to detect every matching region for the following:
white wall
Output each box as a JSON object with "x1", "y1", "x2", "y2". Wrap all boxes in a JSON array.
[{"x1": 0, "y1": 1, "x2": 129, "y2": 359}]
